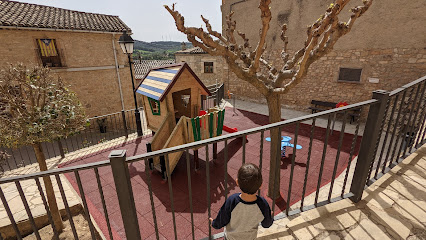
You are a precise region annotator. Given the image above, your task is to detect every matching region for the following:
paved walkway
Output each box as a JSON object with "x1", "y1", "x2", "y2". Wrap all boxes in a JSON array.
[
  {"x1": 257, "y1": 144, "x2": 426, "y2": 239},
  {"x1": 225, "y1": 99, "x2": 366, "y2": 136}
]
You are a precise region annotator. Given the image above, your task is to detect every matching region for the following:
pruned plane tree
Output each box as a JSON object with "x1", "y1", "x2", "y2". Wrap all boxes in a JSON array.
[{"x1": 165, "y1": 0, "x2": 373, "y2": 197}]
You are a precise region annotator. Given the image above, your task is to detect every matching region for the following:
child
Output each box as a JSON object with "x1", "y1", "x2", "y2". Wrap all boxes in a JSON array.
[{"x1": 210, "y1": 163, "x2": 273, "y2": 239}]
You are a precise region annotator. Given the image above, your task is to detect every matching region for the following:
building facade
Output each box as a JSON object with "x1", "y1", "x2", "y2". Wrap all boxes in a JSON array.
[
  {"x1": 0, "y1": 0, "x2": 137, "y2": 117},
  {"x1": 175, "y1": 47, "x2": 226, "y2": 87},
  {"x1": 220, "y1": 0, "x2": 425, "y2": 110}
]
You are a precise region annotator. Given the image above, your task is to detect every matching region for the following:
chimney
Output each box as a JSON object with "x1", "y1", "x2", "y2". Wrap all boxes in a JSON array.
[{"x1": 181, "y1": 42, "x2": 187, "y2": 51}]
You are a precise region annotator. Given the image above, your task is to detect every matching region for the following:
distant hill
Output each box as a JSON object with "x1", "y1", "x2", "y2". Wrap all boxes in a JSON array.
[{"x1": 132, "y1": 40, "x2": 193, "y2": 60}]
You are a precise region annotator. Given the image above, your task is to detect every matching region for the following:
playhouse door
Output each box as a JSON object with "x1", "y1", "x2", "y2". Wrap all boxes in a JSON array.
[{"x1": 172, "y1": 88, "x2": 192, "y2": 121}]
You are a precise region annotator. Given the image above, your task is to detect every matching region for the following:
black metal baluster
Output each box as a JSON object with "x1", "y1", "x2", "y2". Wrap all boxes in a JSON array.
[
  {"x1": 381, "y1": 94, "x2": 400, "y2": 173},
  {"x1": 205, "y1": 145, "x2": 212, "y2": 239},
  {"x1": 368, "y1": 97, "x2": 389, "y2": 180},
  {"x1": 0, "y1": 185, "x2": 22, "y2": 239},
  {"x1": 144, "y1": 158, "x2": 159, "y2": 240},
  {"x1": 328, "y1": 112, "x2": 347, "y2": 202},
  {"x1": 165, "y1": 155, "x2": 178, "y2": 240},
  {"x1": 374, "y1": 96, "x2": 397, "y2": 178},
  {"x1": 395, "y1": 87, "x2": 416, "y2": 162},
  {"x1": 224, "y1": 140, "x2": 229, "y2": 200},
  {"x1": 34, "y1": 178, "x2": 59, "y2": 240},
  {"x1": 385, "y1": 91, "x2": 406, "y2": 171},
  {"x1": 54, "y1": 174, "x2": 79, "y2": 240},
  {"x1": 74, "y1": 171, "x2": 97, "y2": 240},
  {"x1": 301, "y1": 118, "x2": 316, "y2": 211},
  {"x1": 271, "y1": 126, "x2": 282, "y2": 216},
  {"x1": 341, "y1": 118, "x2": 360, "y2": 197},
  {"x1": 242, "y1": 134, "x2": 246, "y2": 164},
  {"x1": 286, "y1": 123, "x2": 299, "y2": 215},
  {"x1": 315, "y1": 115, "x2": 332, "y2": 206},
  {"x1": 414, "y1": 102, "x2": 426, "y2": 147},
  {"x1": 94, "y1": 168, "x2": 113, "y2": 240},
  {"x1": 403, "y1": 83, "x2": 423, "y2": 157},
  {"x1": 15, "y1": 181, "x2": 41, "y2": 240},
  {"x1": 258, "y1": 131, "x2": 264, "y2": 196},
  {"x1": 412, "y1": 83, "x2": 426, "y2": 150},
  {"x1": 185, "y1": 150, "x2": 195, "y2": 240}
]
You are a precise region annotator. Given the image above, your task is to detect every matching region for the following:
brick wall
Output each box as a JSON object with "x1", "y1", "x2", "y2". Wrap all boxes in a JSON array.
[{"x1": 0, "y1": 28, "x2": 137, "y2": 117}]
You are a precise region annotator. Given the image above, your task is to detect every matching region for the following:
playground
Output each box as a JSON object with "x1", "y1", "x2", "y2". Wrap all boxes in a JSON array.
[{"x1": 60, "y1": 106, "x2": 362, "y2": 239}]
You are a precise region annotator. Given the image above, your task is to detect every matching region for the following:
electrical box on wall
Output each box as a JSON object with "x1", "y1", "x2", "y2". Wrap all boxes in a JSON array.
[{"x1": 369, "y1": 78, "x2": 379, "y2": 83}]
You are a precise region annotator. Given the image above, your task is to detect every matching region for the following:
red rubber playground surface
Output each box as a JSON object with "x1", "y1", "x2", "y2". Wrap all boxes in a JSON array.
[{"x1": 60, "y1": 108, "x2": 361, "y2": 239}]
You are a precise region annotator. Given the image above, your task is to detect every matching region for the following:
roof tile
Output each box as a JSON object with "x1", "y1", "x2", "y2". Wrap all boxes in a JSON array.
[{"x1": 0, "y1": 0, "x2": 131, "y2": 32}]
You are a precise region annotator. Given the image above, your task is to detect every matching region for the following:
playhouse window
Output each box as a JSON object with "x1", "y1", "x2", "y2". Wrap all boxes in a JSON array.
[
  {"x1": 148, "y1": 97, "x2": 161, "y2": 115},
  {"x1": 204, "y1": 62, "x2": 213, "y2": 73}
]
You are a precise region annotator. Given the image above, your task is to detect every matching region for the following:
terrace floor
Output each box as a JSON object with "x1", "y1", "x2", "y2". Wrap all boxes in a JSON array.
[
  {"x1": 257, "y1": 144, "x2": 426, "y2": 240},
  {"x1": 59, "y1": 107, "x2": 362, "y2": 239}
]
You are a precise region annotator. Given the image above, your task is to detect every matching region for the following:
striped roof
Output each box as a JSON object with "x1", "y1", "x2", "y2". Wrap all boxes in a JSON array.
[{"x1": 136, "y1": 63, "x2": 211, "y2": 102}]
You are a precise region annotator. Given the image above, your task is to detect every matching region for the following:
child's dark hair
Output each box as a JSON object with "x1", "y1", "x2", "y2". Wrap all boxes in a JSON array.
[{"x1": 238, "y1": 163, "x2": 262, "y2": 194}]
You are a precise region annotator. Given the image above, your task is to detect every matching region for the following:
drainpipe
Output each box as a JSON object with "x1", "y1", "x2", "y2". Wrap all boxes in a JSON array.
[
  {"x1": 112, "y1": 33, "x2": 128, "y2": 136},
  {"x1": 112, "y1": 33, "x2": 125, "y2": 111}
]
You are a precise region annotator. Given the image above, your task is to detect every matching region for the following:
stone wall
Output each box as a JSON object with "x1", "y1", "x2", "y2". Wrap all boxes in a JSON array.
[
  {"x1": 175, "y1": 53, "x2": 227, "y2": 87},
  {"x1": 220, "y1": 0, "x2": 425, "y2": 114},
  {"x1": 228, "y1": 48, "x2": 425, "y2": 112},
  {"x1": 0, "y1": 28, "x2": 137, "y2": 117}
]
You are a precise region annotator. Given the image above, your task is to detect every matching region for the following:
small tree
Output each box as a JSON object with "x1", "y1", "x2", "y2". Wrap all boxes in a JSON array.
[
  {"x1": 165, "y1": 0, "x2": 373, "y2": 198},
  {"x1": 0, "y1": 63, "x2": 87, "y2": 231}
]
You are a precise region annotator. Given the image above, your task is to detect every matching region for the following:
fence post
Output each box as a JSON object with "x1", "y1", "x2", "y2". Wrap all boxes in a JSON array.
[
  {"x1": 121, "y1": 110, "x2": 128, "y2": 137},
  {"x1": 57, "y1": 139, "x2": 65, "y2": 158},
  {"x1": 109, "y1": 150, "x2": 141, "y2": 239},
  {"x1": 350, "y1": 90, "x2": 389, "y2": 203}
]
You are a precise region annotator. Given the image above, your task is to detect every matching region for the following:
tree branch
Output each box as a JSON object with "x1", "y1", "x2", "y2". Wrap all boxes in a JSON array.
[
  {"x1": 274, "y1": 0, "x2": 373, "y2": 94},
  {"x1": 249, "y1": 0, "x2": 272, "y2": 74}
]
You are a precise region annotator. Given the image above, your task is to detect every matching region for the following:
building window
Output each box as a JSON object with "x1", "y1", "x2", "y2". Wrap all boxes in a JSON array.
[
  {"x1": 37, "y1": 39, "x2": 62, "y2": 67},
  {"x1": 338, "y1": 68, "x2": 362, "y2": 83},
  {"x1": 204, "y1": 62, "x2": 213, "y2": 73},
  {"x1": 148, "y1": 97, "x2": 161, "y2": 116}
]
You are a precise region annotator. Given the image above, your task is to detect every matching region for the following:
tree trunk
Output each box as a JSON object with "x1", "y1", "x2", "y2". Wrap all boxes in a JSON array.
[
  {"x1": 266, "y1": 94, "x2": 282, "y2": 199},
  {"x1": 32, "y1": 143, "x2": 64, "y2": 232}
]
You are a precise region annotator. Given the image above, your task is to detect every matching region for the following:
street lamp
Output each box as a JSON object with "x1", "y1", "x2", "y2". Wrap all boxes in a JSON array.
[{"x1": 119, "y1": 31, "x2": 143, "y2": 137}]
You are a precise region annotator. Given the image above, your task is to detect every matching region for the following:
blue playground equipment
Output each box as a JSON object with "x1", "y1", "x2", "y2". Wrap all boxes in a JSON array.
[{"x1": 265, "y1": 136, "x2": 302, "y2": 158}]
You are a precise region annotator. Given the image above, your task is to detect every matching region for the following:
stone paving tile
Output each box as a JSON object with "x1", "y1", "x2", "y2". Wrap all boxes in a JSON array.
[
  {"x1": 0, "y1": 175, "x2": 80, "y2": 228},
  {"x1": 257, "y1": 144, "x2": 426, "y2": 240}
]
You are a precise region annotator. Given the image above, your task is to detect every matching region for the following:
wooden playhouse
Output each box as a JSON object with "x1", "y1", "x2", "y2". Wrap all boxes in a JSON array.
[{"x1": 136, "y1": 62, "x2": 226, "y2": 178}]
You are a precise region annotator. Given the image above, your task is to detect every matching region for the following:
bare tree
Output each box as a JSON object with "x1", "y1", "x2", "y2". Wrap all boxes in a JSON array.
[
  {"x1": 0, "y1": 63, "x2": 87, "y2": 231},
  {"x1": 165, "y1": 0, "x2": 373, "y2": 198}
]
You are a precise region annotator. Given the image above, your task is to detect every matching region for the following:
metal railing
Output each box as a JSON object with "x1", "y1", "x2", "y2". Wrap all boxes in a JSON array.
[
  {"x1": 202, "y1": 83, "x2": 225, "y2": 110},
  {"x1": 366, "y1": 75, "x2": 426, "y2": 185},
  {"x1": 0, "y1": 76, "x2": 425, "y2": 240},
  {"x1": 0, "y1": 107, "x2": 151, "y2": 172}
]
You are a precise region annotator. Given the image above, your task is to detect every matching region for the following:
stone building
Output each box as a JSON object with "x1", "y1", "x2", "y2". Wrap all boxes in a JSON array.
[
  {"x1": 0, "y1": 0, "x2": 136, "y2": 117},
  {"x1": 220, "y1": 0, "x2": 425, "y2": 111},
  {"x1": 175, "y1": 47, "x2": 226, "y2": 87}
]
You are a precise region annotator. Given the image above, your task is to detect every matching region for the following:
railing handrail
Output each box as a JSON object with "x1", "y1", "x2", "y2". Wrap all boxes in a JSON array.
[
  {"x1": 0, "y1": 98, "x2": 375, "y2": 184},
  {"x1": 0, "y1": 160, "x2": 111, "y2": 185},
  {"x1": 389, "y1": 75, "x2": 426, "y2": 96},
  {"x1": 126, "y1": 99, "x2": 376, "y2": 162},
  {"x1": 89, "y1": 107, "x2": 143, "y2": 120}
]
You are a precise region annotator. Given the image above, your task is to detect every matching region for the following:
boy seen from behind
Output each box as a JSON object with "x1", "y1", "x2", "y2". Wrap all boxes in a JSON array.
[{"x1": 210, "y1": 163, "x2": 273, "y2": 239}]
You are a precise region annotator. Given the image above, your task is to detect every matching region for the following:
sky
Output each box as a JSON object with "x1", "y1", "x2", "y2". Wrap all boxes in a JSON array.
[{"x1": 16, "y1": 0, "x2": 222, "y2": 42}]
